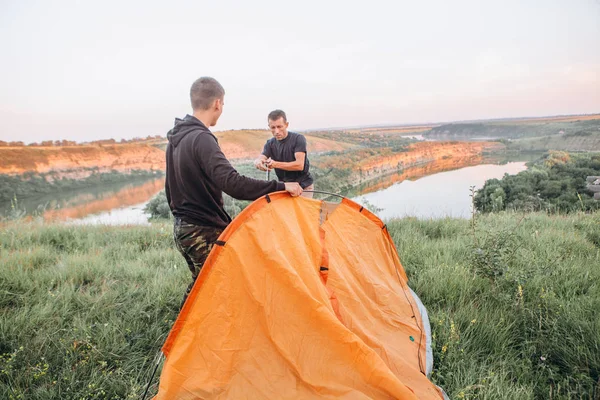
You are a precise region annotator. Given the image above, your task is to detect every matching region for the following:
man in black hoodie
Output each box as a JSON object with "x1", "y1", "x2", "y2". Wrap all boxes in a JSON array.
[{"x1": 165, "y1": 77, "x2": 302, "y2": 304}]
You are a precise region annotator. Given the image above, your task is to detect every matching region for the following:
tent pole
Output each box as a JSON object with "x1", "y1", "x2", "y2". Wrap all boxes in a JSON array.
[{"x1": 141, "y1": 352, "x2": 163, "y2": 400}]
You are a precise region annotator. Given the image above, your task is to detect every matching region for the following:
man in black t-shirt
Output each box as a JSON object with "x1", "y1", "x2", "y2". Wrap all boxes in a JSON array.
[{"x1": 254, "y1": 109, "x2": 315, "y2": 198}]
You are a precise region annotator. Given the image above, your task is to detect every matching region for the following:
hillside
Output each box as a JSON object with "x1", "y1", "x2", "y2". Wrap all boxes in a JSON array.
[
  {"x1": 305, "y1": 115, "x2": 600, "y2": 143},
  {"x1": 341, "y1": 125, "x2": 436, "y2": 135},
  {"x1": 492, "y1": 114, "x2": 600, "y2": 124},
  {"x1": 214, "y1": 129, "x2": 354, "y2": 159},
  {"x1": 506, "y1": 131, "x2": 600, "y2": 152},
  {"x1": 424, "y1": 115, "x2": 600, "y2": 145},
  {"x1": 305, "y1": 128, "x2": 428, "y2": 147}
]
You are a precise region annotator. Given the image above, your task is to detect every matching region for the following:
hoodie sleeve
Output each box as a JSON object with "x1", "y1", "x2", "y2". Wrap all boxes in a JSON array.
[
  {"x1": 194, "y1": 134, "x2": 285, "y2": 200},
  {"x1": 164, "y1": 143, "x2": 173, "y2": 210}
]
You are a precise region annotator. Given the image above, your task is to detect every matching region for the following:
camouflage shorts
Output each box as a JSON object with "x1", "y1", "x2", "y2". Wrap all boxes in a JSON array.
[{"x1": 173, "y1": 218, "x2": 224, "y2": 305}]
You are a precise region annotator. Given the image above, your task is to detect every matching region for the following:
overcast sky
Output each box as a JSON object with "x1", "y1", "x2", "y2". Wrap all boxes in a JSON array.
[{"x1": 1, "y1": 0, "x2": 599, "y2": 143}]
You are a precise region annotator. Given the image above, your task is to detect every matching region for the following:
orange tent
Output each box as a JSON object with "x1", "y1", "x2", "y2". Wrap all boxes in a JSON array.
[{"x1": 154, "y1": 193, "x2": 447, "y2": 399}]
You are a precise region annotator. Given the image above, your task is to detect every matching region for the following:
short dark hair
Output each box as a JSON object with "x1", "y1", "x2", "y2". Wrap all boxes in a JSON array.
[
  {"x1": 190, "y1": 77, "x2": 225, "y2": 111},
  {"x1": 268, "y1": 109, "x2": 287, "y2": 123}
]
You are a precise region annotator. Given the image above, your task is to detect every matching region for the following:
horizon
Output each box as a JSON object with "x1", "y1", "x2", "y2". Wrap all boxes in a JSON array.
[{"x1": 1, "y1": 0, "x2": 599, "y2": 143}]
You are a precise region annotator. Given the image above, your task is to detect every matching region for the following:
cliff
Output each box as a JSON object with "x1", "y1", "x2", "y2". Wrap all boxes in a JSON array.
[
  {"x1": 316, "y1": 141, "x2": 503, "y2": 184},
  {"x1": 0, "y1": 144, "x2": 165, "y2": 178},
  {"x1": 0, "y1": 130, "x2": 352, "y2": 177}
]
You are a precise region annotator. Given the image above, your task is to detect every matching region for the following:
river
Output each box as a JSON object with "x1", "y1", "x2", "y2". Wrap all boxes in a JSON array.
[
  {"x1": 352, "y1": 161, "x2": 526, "y2": 219},
  {"x1": 1, "y1": 154, "x2": 540, "y2": 224}
]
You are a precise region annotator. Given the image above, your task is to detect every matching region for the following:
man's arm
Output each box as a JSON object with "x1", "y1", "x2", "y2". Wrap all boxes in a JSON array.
[{"x1": 266, "y1": 152, "x2": 305, "y2": 171}]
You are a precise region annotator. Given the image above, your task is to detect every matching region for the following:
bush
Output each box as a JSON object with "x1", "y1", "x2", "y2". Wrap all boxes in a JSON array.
[
  {"x1": 475, "y1": 152, "x2": 600, "y2": 213},
  {"x1": 144, "y1": 190, "x2": 172, "y2": 220}
]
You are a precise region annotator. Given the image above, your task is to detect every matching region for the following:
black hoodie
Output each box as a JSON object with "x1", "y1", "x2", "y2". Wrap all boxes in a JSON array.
[{"x1": 165, "y1": 115, "x2": 284, "y2": 229}]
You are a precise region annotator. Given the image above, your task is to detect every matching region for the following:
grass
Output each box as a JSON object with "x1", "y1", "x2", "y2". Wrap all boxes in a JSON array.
[
  {"x1": 0, "y1": 211, "x2": 599, "y2": 399},
  {"x1": 0, "y1": 224, "x2": 181, "y2": 399},
  {"x1": 391, "y1": 212, "x2": 600, "y2": 399}
]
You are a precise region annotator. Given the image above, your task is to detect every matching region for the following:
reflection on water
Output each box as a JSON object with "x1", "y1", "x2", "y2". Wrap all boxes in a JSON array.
[
  {"x1": 1, "y1": 178, "x2": 164, "y2": 224},
  {"x1": 68, "y1": 202, "x2": 153, "y2": 226},
  {"x1": 352, "y1": 160, "x2": 529, "y2": 220},
  {"x1": 346, "y1": 152, "x2": 543, "y2": 198},
  {"x1": 345, "y1": 155, "x2": 484, "y2": 197}
]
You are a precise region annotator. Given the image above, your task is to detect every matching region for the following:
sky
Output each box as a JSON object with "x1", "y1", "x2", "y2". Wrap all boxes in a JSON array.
[{"x1": 1, "y1": 0, "x2": 599, "y2": 143}]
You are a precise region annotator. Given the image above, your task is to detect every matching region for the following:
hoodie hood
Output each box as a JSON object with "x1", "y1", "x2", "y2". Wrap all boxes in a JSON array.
[{"x1": 167, "y1": 114, "x2": 213, "y2": 147}]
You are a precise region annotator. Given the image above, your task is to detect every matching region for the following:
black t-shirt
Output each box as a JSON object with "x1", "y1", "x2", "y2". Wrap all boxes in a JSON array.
[{"x1": 262, "y1": 132, "x2": 313, "y2": 189}]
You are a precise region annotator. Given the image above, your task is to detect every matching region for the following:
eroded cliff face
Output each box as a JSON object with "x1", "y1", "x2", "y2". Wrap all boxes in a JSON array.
[
  {"x1": 0, "y1": 144, "x2": 166, "y2": 177},
  {"x1": 315, "y1": 141, "x2": 503, "y2": 186},
  {"x1": 356, "y1": 141, "x2": 502, "y2": 176},
  {"x1": 0, "y1": 131, "x2": 354, "y2": 178}
]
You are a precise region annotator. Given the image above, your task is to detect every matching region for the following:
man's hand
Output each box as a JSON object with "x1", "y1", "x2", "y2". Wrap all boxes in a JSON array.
[
  {"x1": 254, "y1": 158, "x2": 268, "y2": 171},
  {"x1": 264, "y1": 158, "x2": 277, "y2": 170},
  {"x1": 284, "y1": 182, "x2": 303, "y2": 197}
]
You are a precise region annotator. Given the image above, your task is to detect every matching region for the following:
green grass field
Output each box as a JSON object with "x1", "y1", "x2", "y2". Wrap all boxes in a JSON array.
[{"x1": 1, "y1": 211, "x2": 599, "y2": 399}]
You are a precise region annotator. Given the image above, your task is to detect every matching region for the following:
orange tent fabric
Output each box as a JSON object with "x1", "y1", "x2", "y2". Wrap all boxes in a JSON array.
[{"x1": 155, "y1": 193, "x2": 445, "y2": 399}]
